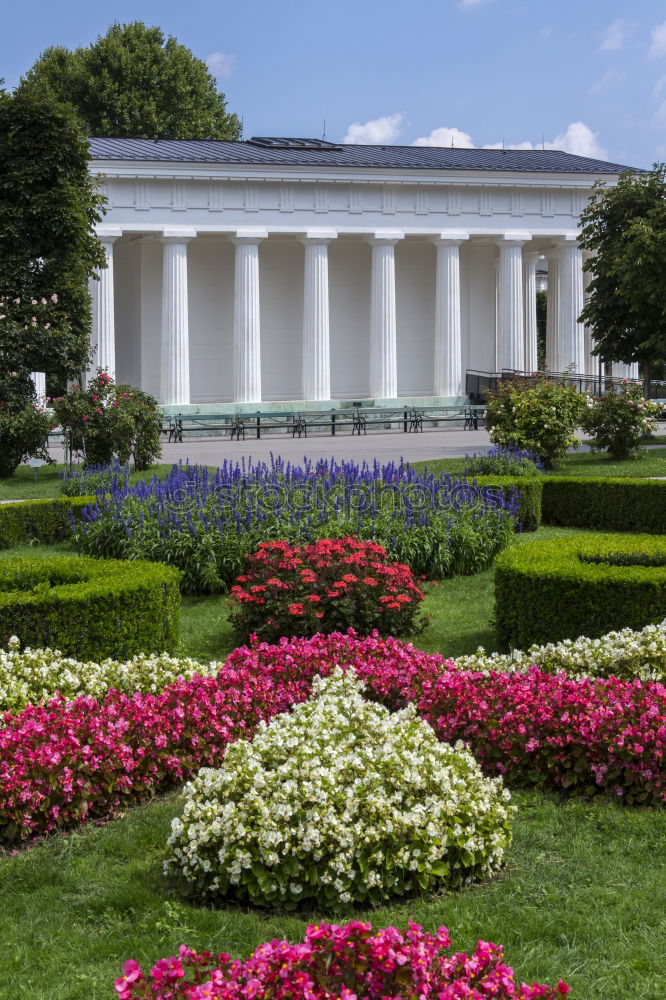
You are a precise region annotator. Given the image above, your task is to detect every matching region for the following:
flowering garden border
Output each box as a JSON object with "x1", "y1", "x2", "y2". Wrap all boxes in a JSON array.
[{"x1": 1, "y1": 631, "x2": 664, "y2": 844}]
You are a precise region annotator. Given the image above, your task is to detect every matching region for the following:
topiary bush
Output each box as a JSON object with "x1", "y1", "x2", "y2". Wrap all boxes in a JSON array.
[
  {"x1": 0, "y1": 496, "x2": 93, "y2": 549},
  {"x1": 494, "y1": 533, "x2": 666, "y2": 649},
  {"x1": 166, "y1": 668, "x2": 514, "y2": 909},
  {"x1": 228, "y1": 537, "x2": 425, "y2": 643},
  {"x1": 0, "y1": 555, "x2": 181, "y2": 658},
  {"x1": 541, "y1": 477, "x2": 666, "y2": 533}
]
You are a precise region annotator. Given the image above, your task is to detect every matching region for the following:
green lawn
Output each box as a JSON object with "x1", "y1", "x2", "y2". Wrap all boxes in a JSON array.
[
  {"x1": 1, "y1": 529, "x2": 665, "y2": 998},
  {"x1": 414, "y1": 448, "x2": 666, "y2": 480},
  {"x1": 0, "y1": 463, "x2": 176, "y2": 501}
]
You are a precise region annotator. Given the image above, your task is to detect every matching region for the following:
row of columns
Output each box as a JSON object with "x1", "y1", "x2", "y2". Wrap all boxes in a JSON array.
[{"x1": 88, "y1": 230, "x2": 633, "y2": 407}]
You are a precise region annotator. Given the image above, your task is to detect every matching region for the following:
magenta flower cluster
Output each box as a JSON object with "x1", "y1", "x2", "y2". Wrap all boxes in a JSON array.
[
  {"x1": 1, "y1": 630, "x2": 664, "y2": 842},
  {"x1": 115, "y1": 920, "x2": 570, "y2": 999}
]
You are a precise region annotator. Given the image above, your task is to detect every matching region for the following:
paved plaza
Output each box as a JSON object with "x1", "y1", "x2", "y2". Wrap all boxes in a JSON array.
[{"x1": 49, "y1": 426, "x2": 494, "y2": 469}]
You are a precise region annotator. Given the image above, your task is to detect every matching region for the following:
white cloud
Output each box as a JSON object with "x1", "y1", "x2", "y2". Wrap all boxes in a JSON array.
[
  {"x1": 205, "y1": 52, "x2": 237, "y2": 78},
  {"x1": 600, "y1": 19, "x2": 626, "y2": 52},
  {"x1": 409, "y1": 121, "x2": 607, "y2": 160},
  {"x1": 648, "y1": 21, "x2": 666, "y2": 59},
  {"x1": 547, "y1": 122, "x2": 608, "y2": 159},
  {"x1": 589, "y1": 69, "x2": 619, "y2": 95},
  {"x1": 412, "y1": 126, "x2": 474, "y2": 147},
  {"x1": 538, "y1": 26, "x2": 552, "y2": 39},
  {"x1": 342, "y1": 113, "x2": 404, "y2": 144},
  {"x1": 483, "y1": 140, "x2": 535, "y2": 150},
  {"x1": 458, "y1": 0, "x2": 492, "y2": 7},
  {"x1": 653, "y1": 99, "x2": 666, "y2": 124}
]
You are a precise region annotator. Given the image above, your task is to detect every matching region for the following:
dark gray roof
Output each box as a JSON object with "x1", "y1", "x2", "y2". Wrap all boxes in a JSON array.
[{"x1": 88, "y1": 137, "x2": 637, "y2": 174}]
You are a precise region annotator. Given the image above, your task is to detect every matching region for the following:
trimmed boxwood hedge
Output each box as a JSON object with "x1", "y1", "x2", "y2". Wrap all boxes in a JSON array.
[
  {"x1": 473, "y1": 475, "x2": 542, "y2": 532},
  {"x1": 495, "y1": 533, "x2": 666, "y2": 650},
  {"x1": 0, "y1": 556, "x2": 182, "y2": 659},
  {"x1": 0, "y1": 497, "x2": 94, "y2": 549},
  {"x1": 541, "y1": 477, "x2": 666, "y2": 533}
]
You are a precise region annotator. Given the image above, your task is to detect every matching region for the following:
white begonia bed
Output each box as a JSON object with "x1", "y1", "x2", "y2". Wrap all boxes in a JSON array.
[{"x1": 165, "y1": 668, "x2": 514, "y2": 909}]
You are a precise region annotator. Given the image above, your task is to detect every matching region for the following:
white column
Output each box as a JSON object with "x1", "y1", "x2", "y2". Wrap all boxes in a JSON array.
[
  {"x1": 557, "y1": 239, "x2": 585, "y2": 374},
  {"x1": 160, "y1": 234, "x2": 194, "y2": 406},
  {"x1": 523, "y1": 252, "x2": 540, "y2": 374},
  {"x1": 368, "y1": 233, "x2": 403, "y2": 399},
  {"x1": 545, "y1": 250, "x2": 560, "y2": 372},
  {"x1": 582, "y1": 258, "x2": 598, "y2": 378},
  {"x1": 496, "y1": 235, "x2": 528, "y2": 371},
  {"x1": 613, "y1": 362, "x2": 640, "y2": 380},
  {"x1": 301, "y1": 232, "x2": 335, "y2": 401},
  {"x1": 432, "y1": 233, "x2": 468, "y2": 397},
  {"x1": 233, "y1": 232, "x2": 265, "y2": 403},
  {"x1": 31, "y1": 371, "x2": 46, "y2": 403},
  {"x1": 90, "y1": 236, "x2": 118, "y2": 380}
]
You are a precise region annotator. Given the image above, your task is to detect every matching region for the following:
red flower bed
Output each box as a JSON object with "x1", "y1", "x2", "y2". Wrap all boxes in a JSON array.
[
  {"x1": 1, "y1": 631, "x2": 664, "y2": 843},
  {"x1": 115, "y1": 920, "x2": 569, "y2": 1000},
  {"x1": 228, "y1": 538, "x2": 425, "y2": 642}
]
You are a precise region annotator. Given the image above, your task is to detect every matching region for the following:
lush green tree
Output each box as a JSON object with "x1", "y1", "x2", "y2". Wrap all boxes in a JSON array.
[
  {"x1": 0, "y1": 90, "x2": 105, "y2": 475},
  {"x1": 0, "y1": 89, "x2": 105, "y2": 379},
  {"x1": 18, "y1": 21, "x2": 241, "y2": 141},
  {"x1": 579, "y1": 164, "x2": 666, "y2": 390}
]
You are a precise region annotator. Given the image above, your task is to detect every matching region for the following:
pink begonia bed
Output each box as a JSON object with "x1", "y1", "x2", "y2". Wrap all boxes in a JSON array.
[
  {"x1": 1, "y1": 630, "x2": 664, "y2": 843},
  {"x1": 114, "y1": 919, "x2": 571, "y2": 1000}
]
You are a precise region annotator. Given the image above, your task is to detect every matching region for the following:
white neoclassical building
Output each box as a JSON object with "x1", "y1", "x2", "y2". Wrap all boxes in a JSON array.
[{"x1": 84, "y1": 136, "x2": 639, "y2": 412}]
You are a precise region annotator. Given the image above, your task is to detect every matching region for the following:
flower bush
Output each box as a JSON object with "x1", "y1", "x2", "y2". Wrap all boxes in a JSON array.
[
  {"x1": 0, "y1": 394, "x2": 54, "y2": 478},
  {"x1": 0, "y1": 635, "x2": 218, "y2": 713},
  {"x1": 581, "y1": 382, "x2": 661, "y2": 459},
  {"x1": 456, "y1": 619, "x2": 666, "y2": 683},
  {"x1": 464, "y1": 445, "x2": 545, "y2": 478},
  {"x1": 166, "y1": 669, "x2": 513, "y2": 908},
  {"x1": 51, "y1": 371, "x2": 161, "y2": 469},
  {"x1": 114, "y1": 921, "x2": 570, "y2": 1000},
  {"x1": 228, "y1": 538, "x2": 425, "y2": 643},
  {"x1": 485, "y1": 375, "x2": 585, "y2": 468},
  {"x1": 2, "y1": 630, "x2": 664, "y2": 844},
  {"x1": 73, "y1": 458, "x2": 519, "y2": 592}
]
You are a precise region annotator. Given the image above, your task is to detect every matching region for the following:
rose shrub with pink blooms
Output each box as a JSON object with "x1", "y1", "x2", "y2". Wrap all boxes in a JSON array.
[
  {"x1": 1, "y1": 631, "x2": 665, "y2": 843},
  {"x1": 228, "y1": 538, "x2": 425, "y2": 643},
  {"x1": 581, "y1": 382, "x2": 661, "y2": 460},
  {"x1": 115, "y1": 920, "x2": 569, "y2": 1000}
]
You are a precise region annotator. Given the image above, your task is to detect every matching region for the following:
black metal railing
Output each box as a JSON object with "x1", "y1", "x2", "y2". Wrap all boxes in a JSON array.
[{"x1": 466, "y1": 369, "x2": 666, "y2": 403}]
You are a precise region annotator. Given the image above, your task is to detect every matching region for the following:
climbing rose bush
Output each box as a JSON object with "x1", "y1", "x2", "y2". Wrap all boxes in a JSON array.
[
  {"x1": 114, "y1": 921, "x2": 570, "y2": 1000},
  {"x1": 228, "y1": 538, "x2": 425, "y2": 642},
  {"x1": 0, "y1": 635, "x2": 218, "y2": 713},
  {"x1": 166, "y1": 668, "x2": 513, "y2": 908},
  {"x1": 1, "y1": 630, "x2": 665, "y2": 843}
]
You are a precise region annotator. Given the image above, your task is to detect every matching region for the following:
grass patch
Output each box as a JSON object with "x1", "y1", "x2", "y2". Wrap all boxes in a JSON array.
[
  {"x1": 0, "y1": 463, "x2": 176, "y2": 501},
  {"x1": 1, "y1": 788, "x2": 664, "y2": 1000},
  {"x1": 414, "y1": 448, "x2": 666, "y2": 480}
]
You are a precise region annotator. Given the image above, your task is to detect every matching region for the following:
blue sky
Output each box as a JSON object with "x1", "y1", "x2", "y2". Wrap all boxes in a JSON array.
[{"x1": 2, "y1": 0, "x2": 666, "y2": 168}]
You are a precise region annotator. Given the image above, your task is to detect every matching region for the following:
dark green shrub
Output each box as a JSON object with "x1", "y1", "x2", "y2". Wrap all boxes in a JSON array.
[
  {"x1": 0, "y1": 496, "x2": 93, "y2": 549},
  {"x1": 0, "y1": 555, "x2": 181, "y2": 658},
  {"x1": 474, "y1": 475, "x2": 542, "y2": 532},
  {"x1": 542, "y1": 477, "x2": 666, "y2": 533},
  {"x1": 494, "y1": 533, "x2": 666, "y2": 650}
]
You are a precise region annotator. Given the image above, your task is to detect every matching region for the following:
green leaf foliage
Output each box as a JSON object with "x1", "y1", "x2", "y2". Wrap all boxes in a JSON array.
[
  {"x1": 18, "y1": 21, "x2": 241, "y2": 141},
  {"x1": 579, "y1": 163, "x2": 666, "y2": 386},
  {"x1": 0, "y1": 555, "x2": 181, "y2": 659},
  {"x1": 0, "y1": 89, "x2": 105, "y2": 380},
  {"x1": 541, "y1": 477, "x2": 666, "y2": 533},
  {"x1": 494, "y1": 533, "x2": 666, "y2": 649}
]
